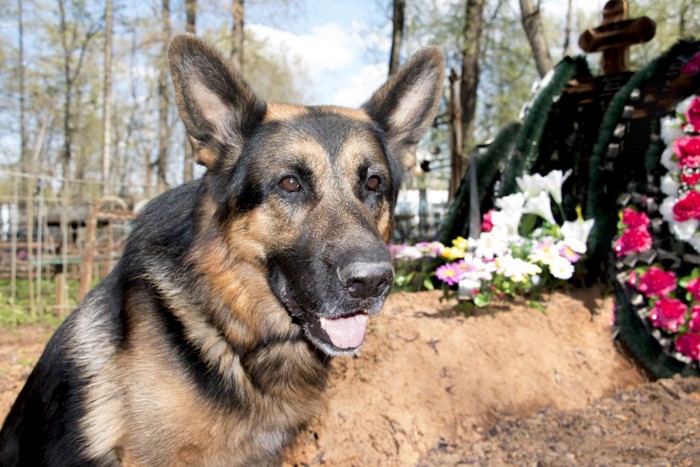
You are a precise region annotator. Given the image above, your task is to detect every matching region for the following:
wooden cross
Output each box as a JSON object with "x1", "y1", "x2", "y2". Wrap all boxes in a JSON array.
[{"x1": 578, "y1": 0, "x2": 656, "y2": 75}]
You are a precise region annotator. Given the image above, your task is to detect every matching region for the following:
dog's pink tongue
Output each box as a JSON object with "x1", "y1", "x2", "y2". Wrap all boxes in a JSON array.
[{"x1": 320, "y1": 314, "x2": 369, "y2": 349}]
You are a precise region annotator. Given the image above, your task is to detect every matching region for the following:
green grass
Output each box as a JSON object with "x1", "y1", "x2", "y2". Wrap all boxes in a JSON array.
[{"x1": 0, "y1": 278, "x2": 91, "y2": 327}]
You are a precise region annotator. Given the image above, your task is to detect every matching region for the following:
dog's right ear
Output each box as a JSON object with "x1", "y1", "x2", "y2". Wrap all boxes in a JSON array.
[{"x1": 168, "y1": 34, "x2": 266, "y2": 171}]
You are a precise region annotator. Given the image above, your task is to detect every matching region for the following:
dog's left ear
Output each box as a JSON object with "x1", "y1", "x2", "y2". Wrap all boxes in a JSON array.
[{"x1": 362, "y1": 47, "x2": 445, "y2": 172}]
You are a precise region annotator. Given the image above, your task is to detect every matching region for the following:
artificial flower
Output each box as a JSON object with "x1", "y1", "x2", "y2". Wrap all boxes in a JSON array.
[
  {"x1": 557, "y1": 242, "x2": 581, "y2": 263},
  {"x1": 561, "y1": 212, "x2": 594, "y2": 254},
  {"x1": 441, "y1": 246, "x2": 466, "y2": 261},
  {"x1": 481, "y1": 209, "x2": 494, "y2": 233},
  {"x1": 687, "y1": 98, "x2": 700, "y2": 133},
  {"x1": 390, "y1": 244, "x2": 422, "y2": 260},
  {"x1": 686, "y1": 277, "x2": 700, "y2": 302},
  {"x1": 613, "y1": 226, "x2": 652, "y2": 257},
  {"x1": 452, "y1": 236, "x2": 469, "y2": 251},
  {"x1": 689, "y1": 306, "x2": 700, "y2": 333},
  {"x1": 473, "y1": 227, "x2": 510, "y2": 260},
  {"x1": 515, "y1": 173, "x2": 545, "y2": 199},
  {"x1": 523, "y1": 191, "x2": 556, "y2": 225},
  {"x1": 661, "y1": 173, "x2": 680, "y2": 196},
  {"x1": 661, "y1": 117, "x2": 685, "y2": 147},
  {"x1": 649, "y1": 296, "x2": 687, "y2": 333},
  {"x1": 490, "y1": 210, "x2": 520, "y2": 236},
  {"x1": 621, "y1": 208, "x2": 650, "y2": 229},
  {"x1": 495, "y1": 192, "x2": 525, "y2": 217},
  {"x1": 634, "y1": 266, "x2": 677, "y2": 297},
  {"x1": 673, "y1": 190, "x2": 700, "y2": 222},
  {"x1": 495, "y1": 255, "x2": 541, "y2": 283},
  {"x1": 415, "y1": 241, "x2": 445, "y2": 258},
  {"x1": 674, "y1": 136, "x2": 700, "y2": 168},
  {"x1": 548, "y1": 256, "x2": 575, "y2": 280},
  {"x1": 676, "y1": 333, "x2": 700, "y2": 360},
  {"x1": 542, "y1": 169, "x2": 572, "y2": 205},
  {"x1": 435, "y1": 263, "x2": 461, "y2": 286},
  {"x1": 681, "y1": 51, "x2": 700, "y2": 75}
]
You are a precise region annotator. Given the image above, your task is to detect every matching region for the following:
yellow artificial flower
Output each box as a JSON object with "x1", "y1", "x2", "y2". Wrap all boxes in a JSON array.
[
  {"x1": 441, "y1": 246, "x2": 466, "y2": 261},
  {"x1": 452, "y1": 236, "x2": 469, "y2": 250}
]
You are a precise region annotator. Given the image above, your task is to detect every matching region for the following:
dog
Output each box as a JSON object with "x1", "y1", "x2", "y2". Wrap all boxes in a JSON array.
[{"x1": 0, "y1": 34, "x2": 443, "y2": 465}]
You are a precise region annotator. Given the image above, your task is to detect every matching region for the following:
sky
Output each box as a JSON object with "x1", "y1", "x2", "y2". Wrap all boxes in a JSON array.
[{"x1": 242, "y1": 0, "x2": 607, "y2": 107}]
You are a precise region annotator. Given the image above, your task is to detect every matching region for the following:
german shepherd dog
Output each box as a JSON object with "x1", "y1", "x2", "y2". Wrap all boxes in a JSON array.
[{"x1": 0, "y1": 35, "x2": 443, "y2": 465}]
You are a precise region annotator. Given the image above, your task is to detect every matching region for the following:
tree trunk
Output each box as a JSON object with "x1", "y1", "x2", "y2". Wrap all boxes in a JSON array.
[
  {"x1": 183, "y1": 0, "x2": 196, "y2": 183},
  {"x1": 388, "y1": 0, "x2": 406, "y2": 76},
  {"x1": 448, "y1": 69, "x2": 463, "y2": 201},
  {"x1": 562, "y1": 0, "x2": 573, "y2": 58},
  {"x1": 231, "y1": 0, "x2": 245, "y2": 72},
  {"x1": 157, "y1": 0, "x2": 171, "y2": 192},
  {"x1": 102, "y1": 0, "x2": 113, "y2": 196},
  {"x1": 519, "y1": 0, "x2": 553, "y2": 78},
  {"x1": 460, "y1": 0, "x2": 485, "y2": 155}
]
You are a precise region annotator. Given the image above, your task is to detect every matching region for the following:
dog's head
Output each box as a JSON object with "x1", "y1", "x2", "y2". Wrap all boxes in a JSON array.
[{"x1": 169, "y1": 35, "x2": 443, "y2": 356}]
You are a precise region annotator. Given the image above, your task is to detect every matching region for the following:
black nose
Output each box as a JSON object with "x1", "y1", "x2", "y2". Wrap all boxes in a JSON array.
[{"x1": 339, "y1": 262, "x2": 394, "y2": 299}]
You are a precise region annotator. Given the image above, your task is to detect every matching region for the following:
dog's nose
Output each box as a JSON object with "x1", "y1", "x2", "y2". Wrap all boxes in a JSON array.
[{"x1": 339, "y1": 262, "x2": 394, "y2": 299}]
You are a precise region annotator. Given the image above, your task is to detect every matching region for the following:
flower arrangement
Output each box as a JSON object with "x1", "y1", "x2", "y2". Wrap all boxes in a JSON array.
[
  {"x1": 659, "y1": 95, "x2": 700, "y2": 252},
  {"x1": 613, "y1": 207, "x2": 700, "y2": 362},
  {"x1": 391, "y1": 169, "x2": 594, "y2": 308}
]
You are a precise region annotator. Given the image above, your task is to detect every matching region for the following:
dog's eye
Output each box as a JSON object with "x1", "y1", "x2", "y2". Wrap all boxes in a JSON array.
[
  {"x1": 279, "y1": 176, "x2": 302, "y2": 193},
  {"x1": 366, "y1": 175, "x2": 381, "y2": 192}
]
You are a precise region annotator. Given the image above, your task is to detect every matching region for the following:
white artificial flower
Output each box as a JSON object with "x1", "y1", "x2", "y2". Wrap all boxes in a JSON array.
[
  {"x1": 523, "y1": 191, "x2": 556, "y2": 225},
  {"x1": 688, "y1": 236, "x2": 700, "y2": 254},
  {"x1": 495, "y1": 255, "x2": 541, "y2": 283},
  {"x1": 458, "y1": 278, "x2": 481, "y2": 299},
  {"x1": 495, "y1": 192, "x2": 526, "y2": 215},
  {"x1": 528, "y1": 239, "x2": 561, "y2": 266},
  {"x1": 490, "y1": 210, "x2": 521, "y2": 236},
  {"x1": 660, "y1": 146, "x2": 679, "y2": 172},
  {"x1": 676, "y1": 95, "x2": 697, "y2": 116},
  {"x1": 561, "y1": 218, "x2": 595, "y2": 254},
  {"x1": 548, "y1": 256, "x2": 575, "y2": 280},
  {"x1": 394, "y1": 245, "x2": 423, "y2": 260},
  {"x1": 542, "y1": 169, "x2": 572, "y2": 205},
  {"x1": 474, "y1": 227, "x2": 510, "y2": 260},
  {"x1": 516, "y1": 173, "x2": 546, "y2": 199},
  {"x1": 660, "y1": 173, "x2": 680, "y2": 196},
  {"x1": 661, "y1": 115, "x2": 685, "y2": 145},
  {"x1": 660, "y1": 196, "x2": 699, "y2": 241}
]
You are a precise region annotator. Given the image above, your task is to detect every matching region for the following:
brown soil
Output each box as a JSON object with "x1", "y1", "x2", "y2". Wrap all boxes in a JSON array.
[{"x1": 2, "y1": 288, "x2": 698, "y2": 465}]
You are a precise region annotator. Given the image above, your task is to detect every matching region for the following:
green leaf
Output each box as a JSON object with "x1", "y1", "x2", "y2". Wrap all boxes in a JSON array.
[{"x1": 423, "y1": 278, "x2": 435, "y2": 291}]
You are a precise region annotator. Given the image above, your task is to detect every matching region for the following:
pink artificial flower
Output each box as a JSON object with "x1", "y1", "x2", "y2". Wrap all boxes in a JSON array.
[
  {"x1": 687, "y1": 97, "x2": 700, "y2": 133},
  {"x1": 628, "y1": 269, "x2": 640, "y2": 288},
  {"x1": 676, "y1": 333, "x2": 700, "y2": 360},
  {"x1": 674, "y1": 136, "x2": 700, "y2": 168},
  {"x1": 621, "y1": 208, "x2": 650, "y2": 229},
  {"x1": 634, "y1": 266, "x2": 677, "y2": 297},
  {"x1": 649, "y1": 296, "x2": 688, "y2": 333},
  {"x1": 686, "y1": 277, "x2": 700, "y2": 302},
  {"x1": 481, "y1": 210, "x2": 494, "y2": 233},
  {"x1": 673, "y1": 190, "x2": 700, "y2": 222},
  {"x1": 682, "y1": 51, "x2": 700, "y2": 75},
  {"x1": 613, "y1": 227, "x2": 652, "y2": 257},
  {"x1": 435, "y1": 262, "x2": 461, "y2": 286},
  {"x1": 689, "y1": 306, "x2": 700, "y2": 333}
]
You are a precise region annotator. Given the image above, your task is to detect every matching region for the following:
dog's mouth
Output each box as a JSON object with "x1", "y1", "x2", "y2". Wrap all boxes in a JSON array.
[{"x1": 278, "y1": 279, "x2": 372, "y2": 356}]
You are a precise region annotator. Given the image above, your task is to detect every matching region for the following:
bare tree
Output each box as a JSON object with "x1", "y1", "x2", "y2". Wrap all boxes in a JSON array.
[
  {"x1": 562, "y1": 0, "x2": 573, "y2": 58},
  {"x1": 388, "y1": 0, "x2": 406, "y2": 76},
  {"x1": 156, "y1": 0, "x2": 171, "y2": 192},
  {"x1": 183, "y1": 0, "x2": 196, "y2": 183},
  {"x1": 519, "y1": 0, "x2": 553, "y2": 77},
  {"x1": 460, "y1": 0, "x2": 485, "y2": 153},
  {"x1": 231, "y1": 0, "x2": 245, "y2": 71},
  {"x1": 102, "y1": 0, "x2": 113, "y2": 196}
]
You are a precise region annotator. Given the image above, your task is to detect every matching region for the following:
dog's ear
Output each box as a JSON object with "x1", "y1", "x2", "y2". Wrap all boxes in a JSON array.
[
  {"x1": 362, "y1": 47, "x2": 444, "y2": 172},
  {"x1": 168, "y1": 34, "x2": 266, "y2": 171}
]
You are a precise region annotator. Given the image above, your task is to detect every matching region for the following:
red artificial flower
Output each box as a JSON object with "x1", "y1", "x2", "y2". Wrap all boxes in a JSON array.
[
  {"x1": 689, "y1": 306, "x2": 700, "y2": 333},
  {"x1": 673, "y1": 190, "x2": 700, "y2": 222},
  {"x1": 687, "y1": 97, "x2": 700, "y2": 133},
  {"x1": 682, "y1": 51, "x2": 700, "y2": 75},
  {"x1": 674, "y1": 136, "x2": 700, "y2": 168},
  {"x1": 621, "y1": 208, "x2": 650, "y2": 229},
  {"x1": 681, "y1": 172, "x2": 700, "y2": 186},
  {"x1": 676, "y1": 333, "x2": 700, "y2": 360},
  {"x1": 635, "y1": 266, "x2": 677, "y2": 297},
  {"x1": 649, "y1": 296, "x2": 687, "y2": 333},
  {"x1": 686, "y1": 277, "x2": 700, "y2": 302},
  {"x1": 613, "y1": 227, "x2": 652, "y2": 257},
  {"x1": 481, "y1": 209, "x2": 494, "y2": 233}
]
